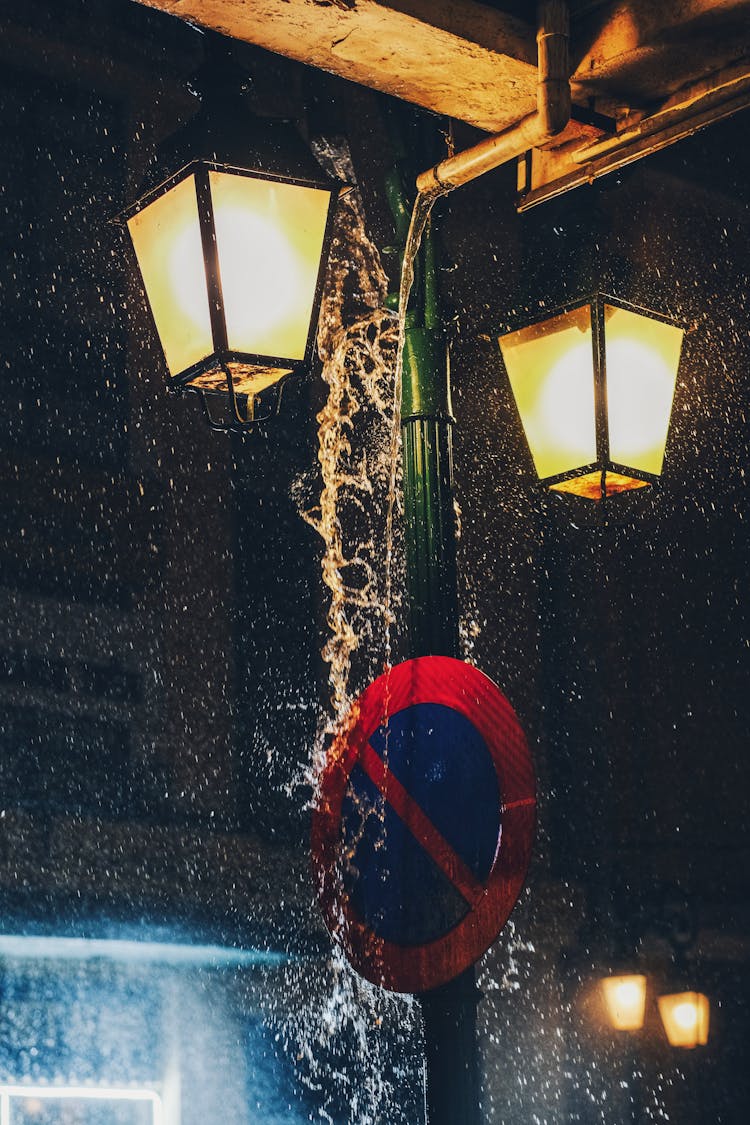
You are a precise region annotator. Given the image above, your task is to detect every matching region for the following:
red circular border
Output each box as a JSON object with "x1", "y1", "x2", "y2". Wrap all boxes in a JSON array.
[{"x1": 311, "y1": 656, "x2": 535, "y2": 993}]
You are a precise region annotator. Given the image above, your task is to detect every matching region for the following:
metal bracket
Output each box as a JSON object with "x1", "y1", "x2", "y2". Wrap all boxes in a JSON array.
[{"x1": 190, "y1": 363, "x2": 286, "y2": 434}]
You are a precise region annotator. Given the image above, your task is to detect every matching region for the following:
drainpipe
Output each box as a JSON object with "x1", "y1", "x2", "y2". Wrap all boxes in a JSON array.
[
  {"x1": 400, "y1": 5, "x2": 570, "y2": 1122},
  {"x1": 416, "y1": 0, "x2": 570, "y2": 195},
  {"x1": 382, "y1": 107, "x2": 471, "y2": 1122},
  {"x1": 400, "y1": 194, "x2": 473, "y2": 1125}
]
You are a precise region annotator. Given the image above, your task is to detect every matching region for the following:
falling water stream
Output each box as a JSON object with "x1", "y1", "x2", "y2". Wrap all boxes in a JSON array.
[
  {"x1": 302, "y1": 157, "x2": 442, "y2": 738},
  {"x1": 284, "y1": 157, "x2": 446, "y2": 1122}
]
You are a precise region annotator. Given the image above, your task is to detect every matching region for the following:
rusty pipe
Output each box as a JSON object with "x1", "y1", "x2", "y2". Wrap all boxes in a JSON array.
[{"x1": 416, "y1": 0, "x2": 570, "y2": 195}]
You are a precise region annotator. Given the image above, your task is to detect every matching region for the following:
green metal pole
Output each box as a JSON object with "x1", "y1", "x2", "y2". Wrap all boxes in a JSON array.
[
  {"x1": 401, "y1": 323, "x2": 459, "y2": 655},
  {"x1": 383, "y1": 109, "x2": 481, "y2": 1123},
  {"x1": 401, "y1": 244, "x2": 482, "y2": 1125},
  {"x1": 385, "y1": 160, "x2": 480, "y2": 1125}
]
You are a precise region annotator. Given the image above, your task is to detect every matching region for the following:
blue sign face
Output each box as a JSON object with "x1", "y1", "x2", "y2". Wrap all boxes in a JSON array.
[
  {"x1": 341, "y1": 702, "x2": 501, "y2": 947},
  {"x1": 313, "y1": 656, "x2": 535, "y2": 993}
]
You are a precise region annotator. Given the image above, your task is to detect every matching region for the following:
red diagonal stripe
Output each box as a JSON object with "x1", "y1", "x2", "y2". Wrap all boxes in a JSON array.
[{"x1": 358, "y1": 741, "x2": 486, "y2": 909}]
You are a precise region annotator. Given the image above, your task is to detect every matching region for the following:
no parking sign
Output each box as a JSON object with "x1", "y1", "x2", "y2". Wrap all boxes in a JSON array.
[{"x1": 311, "y1": 656, "x2": 535, "y2": 993}]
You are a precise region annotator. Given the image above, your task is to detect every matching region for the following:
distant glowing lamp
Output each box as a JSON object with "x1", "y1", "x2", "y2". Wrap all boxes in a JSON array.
[
  {"x1": 658, "y1": 991, "x2": 710, "y2": 1048},
  {"x1": 601, "y1": 974, "x2": 647, "y2": 1031},
  {"x1": 499, "y1": 296, "x2": 684, "y2": 500},
  {"x1": 121, "y1": 50, "x2": 338, "y2": 431}
]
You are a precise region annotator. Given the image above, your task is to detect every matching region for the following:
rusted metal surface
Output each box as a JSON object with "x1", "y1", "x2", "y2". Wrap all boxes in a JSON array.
[{"x1": 520, "y1": 58, "x2": 750, "y2": 209}]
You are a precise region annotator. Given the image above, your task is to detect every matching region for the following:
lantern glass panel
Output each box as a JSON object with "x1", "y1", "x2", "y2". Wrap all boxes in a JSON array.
[
  {"x1": 658, "y1": 991, "x2": 710, "y2": 1048},
  {"x1": 601, "y1": 974, "x2": 647, "y2": 1031},
  {"x1": 499, "y1": 305, "x2": 597, "y2": 480},
  {"x1": 127, "y1": 174, "x2": 212, "y2": 377},
  {"x1": 604, "y1": 304, "x2": 683, "y2": 475},
  {"x1": 209, "y1": 170, "x2": 332, "y2": 361}
]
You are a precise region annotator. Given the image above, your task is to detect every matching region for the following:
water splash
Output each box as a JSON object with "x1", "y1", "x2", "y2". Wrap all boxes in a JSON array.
[
  {"x1": 312, "y1": 312, "x2": 397, "y2": 720},
  {"x1": 287, "y1": 170, "x2": 450, "y2": 1123},
  {"x1": 302, "y1": 181, "x2": 443, "y2": 737},
  {"x1": 260, "y1": 950, "x2": 420, "y2": 1125},
  {"x1": 301, "y1": 186, "x2": 443, "y2": 870},
  {"x1": 296, "y1": 148, "x2": 399, "y2": 750}
]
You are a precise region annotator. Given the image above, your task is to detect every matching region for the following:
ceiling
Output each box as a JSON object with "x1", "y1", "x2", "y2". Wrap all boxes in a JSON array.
[{"x1": 130, "y1": 1, "x2": 750, "y2": 207}]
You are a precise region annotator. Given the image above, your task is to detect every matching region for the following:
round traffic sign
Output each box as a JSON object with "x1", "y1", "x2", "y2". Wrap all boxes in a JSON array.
[{"x1": 311, "y1": 656, "x2": 535, "y2": 993}]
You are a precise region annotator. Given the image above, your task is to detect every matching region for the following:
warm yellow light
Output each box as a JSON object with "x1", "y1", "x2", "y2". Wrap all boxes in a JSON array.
[
  {"x1": 499, "y1": 305, "x2": 597, "y2": 479},
  {"x1": 209, "y1": 170, "x2": 331, "y2": 361},
  {"x1": 127, "y1": 174, "x2": 212, "y2": 377},
  {"x1": 168, "y1": 218, "x2": 212, "y2": 330},
  {"x1": 550, "y1": 469, "x2": 649, "y2": 499},
  {"x1": 601, "y1": 974, "x2": 647, "y2": 1031},
  {"x1": 127, "y1": 169, "x2": 333, "y2": 395},
  {"x1": 658, "y1": 991, "x2": 710, "y2": 1048},
  {"x1": 499, "y1": 299, "x2": 683, "y2": 497},
  {"x1": 214, "y1": 205, "x2": 300, "y2": 339},
  {"x1": 604, "y1": 304, "x2": 683, "y2": 475}
]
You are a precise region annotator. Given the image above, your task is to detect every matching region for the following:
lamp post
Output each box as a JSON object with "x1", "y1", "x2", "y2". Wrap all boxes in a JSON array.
[
  {"x1": 382, "y1": 110, "x2": 478, "y2": 1123},
  {"x1": 499, "y1": 295, "x2": 684, "y2": 500},
  {"x1": 403, "y1": 269, "x2": 480, "y2": 1124},
  {"x1": 120, "y1": 41, "x2": 339, "y2": 431},
  {"x1": 122, "y1": 45, "x2": 477, "y2": 1119},
  {"x1": 600, "y1": 972, "x2": 648, "y2": 1121}
]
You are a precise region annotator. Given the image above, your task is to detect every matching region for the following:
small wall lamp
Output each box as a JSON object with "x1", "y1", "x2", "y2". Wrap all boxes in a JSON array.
[
  {"x1": 658, "y1": 991, "x2": 710, "y2": 1049},
  {"x1": 601, "y1": 974, "x2": 710, "y2": 1048},
  {"x1": 120, "y1": 43, "x2": 339, "y2": 432},
  {"x1": 499, "y1": 296, "x2": 684, "y2": 500},
  {"x1": 601, "y1": 974, "x2": 648, "y2": 1031}
]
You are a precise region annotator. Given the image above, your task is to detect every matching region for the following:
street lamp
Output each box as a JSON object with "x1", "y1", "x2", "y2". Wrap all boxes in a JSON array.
[
  {"x1": 498, "y1": 296, "x2": 684, "y2": 499},
  {"x1": 658, "y1": 991, "x2": 710, "y2": 1048},
  {"x1": 601, "y1": 974, "x2": 648, "y2": 1031},
  {"x1": 121, "y1": 46, "x2": 339, "y2": 431},
  {"x1": 600, "y1": 973, "x2": 710, "y2": 1047}
]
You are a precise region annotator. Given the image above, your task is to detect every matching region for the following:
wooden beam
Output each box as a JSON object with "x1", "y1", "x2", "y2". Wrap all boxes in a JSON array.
[
  {"x1": 134, "y1": 0, "x2": 539, "y2": 133},
  {"x1": 572, "y1": 0, "x2": 750, "y2": 102},
  {"x1": 133, "y1": 0, "x2": 750, "y2": 210}
]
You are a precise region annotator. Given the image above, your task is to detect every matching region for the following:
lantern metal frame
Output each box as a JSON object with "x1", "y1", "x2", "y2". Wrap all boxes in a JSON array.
[
  {"x1": 120, "y1": 158, "x2": 340, "y2": 434},
  {"x1": 500, "y1": 292, "x2": 684, "y2": 498}
]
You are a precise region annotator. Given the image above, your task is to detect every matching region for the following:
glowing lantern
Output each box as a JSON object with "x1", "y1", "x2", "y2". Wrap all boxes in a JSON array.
[
  {"x1": 601, "y1": 974, "x2": 647, "y2": 1031},
  {"x1": 498, "y1": 296, "x2": 684, "y2": 499},
  {"x1": 121, "y1": 49, "x2": 338, "y2": 429},
  {"x1": 658, "y1": 991, "x2": 710, "y2": 1048}
]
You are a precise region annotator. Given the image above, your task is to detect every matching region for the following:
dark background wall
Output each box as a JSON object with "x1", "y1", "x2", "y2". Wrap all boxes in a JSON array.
[
  {"x1": 440, "y1": 107, "x2": 750, "y2": 1122},
  {"x1": 0, "y1": 1, "x2": 748, "y2": 1122}
]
